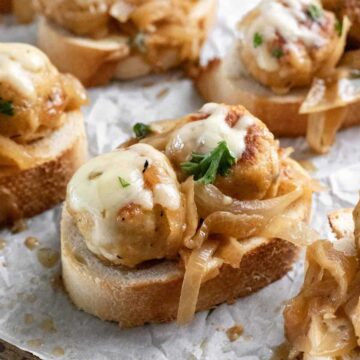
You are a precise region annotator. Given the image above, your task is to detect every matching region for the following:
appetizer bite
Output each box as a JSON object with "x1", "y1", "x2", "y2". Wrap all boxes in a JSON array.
[
  {"x1": 61, "y1": 103, "x2": 317, "y2": 327},
  {"x1": 0, "y1": 43, "x2": 88, "y2": 227},
  {"x1": 36, "y1": 0, "x2": 217, "y2": 87},
  {"x1": 284, "y1": 202, "x2": 360, "y2": 358},
  {"x1": 196, "y1": 0, "x2": 360, "y2": 153}
]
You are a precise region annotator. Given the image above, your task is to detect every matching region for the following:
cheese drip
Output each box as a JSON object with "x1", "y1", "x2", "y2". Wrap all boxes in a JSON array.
[
  {"x1": 167, "y1": 103, "x2": 254, "y2": 161},
  {"x1": 0, "y1": 43, "x2": 49, "y2": 98}
]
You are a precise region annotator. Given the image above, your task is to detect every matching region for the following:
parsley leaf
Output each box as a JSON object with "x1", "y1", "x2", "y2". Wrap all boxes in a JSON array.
[
  {"x1": 253, "y1": 32, "x2": 263, "y2": 48},
  {"x1": 0, "y1": 98, "x2": 14, "y2": 116},
  {"x1": 307, "y1": 4, "x2": 322, "y2": 22},
  {"x1": 133, "y1": 123, "x2": 152, "y2": 138},
  {"x1": 118, "y1": 176, "x2": 130, "y2": 188},
  {"x1": 180, "y1": 141, "x2": 236, "y2": 185},
  {"x1": 335, "y1": 19, "x2": 342, "y2": 36},
  {"x1": 272, "y1": 47, "x2": 284, "y2": 59}
]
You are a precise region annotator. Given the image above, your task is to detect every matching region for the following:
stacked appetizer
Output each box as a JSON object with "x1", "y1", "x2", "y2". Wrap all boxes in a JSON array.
[
  {"x1": 284, "y1": 203, "x2": 360, "y2": 358},
  {"x1": 61, "y1": 103, "x2": 318, "y2": 327},
  {"x1": 196, "y1": 0, "x2": 360, "y2": 153},
  {"x1": 0, "y1": 43, "x2": 88, "y2": 227},
  {"x1": 36, "y1": 0, "x2": 217, "y2": 86}
]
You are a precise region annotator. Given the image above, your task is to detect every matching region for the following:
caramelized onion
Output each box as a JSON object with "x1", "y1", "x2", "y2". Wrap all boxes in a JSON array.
[
  {"x1": 194, "y1": 183, "x2": 303, "y2": 219},
  {"x1": 177, "y1": 240, "x2": 218, "y2": 325},
  {"x1": 181, "y1": 177, "x2": 199, "y2": 248},
  {"x1": 215, "y1": 237, "x2": 244, "y2": 268},
  {"x1": 261, "y1": 215, "x2": 319, "y2": 247},
  {"x1": 189, "y1": 211, "x2": 265, "y2": 249},
  {"x1": 0, "y1": 135, "x2": 34, "y2": 169}
]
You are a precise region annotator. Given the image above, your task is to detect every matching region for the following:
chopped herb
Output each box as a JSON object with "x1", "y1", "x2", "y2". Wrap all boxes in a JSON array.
[
  {"x1": 272, "y1": 47, "x2": 284, "y2": 59},
  {"x1": 88, "y1": 171, "x2": 102, "y2": 180},
  {"x1": 129, "y1": 32, "x2": 147, "y2": 54},
  {"x1": 253, "y1": 32, "x2": 263, "y2": 48},
  {"x1": 133, "y1": 122, "x2": 152, "y2": 138},
  {"x1": 143, "y1": 160, "x2": 149, "y2": 173},
  {"x1": 180, "y1": 141, "x2": 236, "y2": 185},
  {"x1": 118, "y1": 176, "x2": 130, "y2": 188},
  {"x1": 0, "y1": 98, "x2": 14, "y2": 116},
  {"x1": 335, "y1": 19, "x2": 343, "y2": 36},
  {"x1": 307, "y1": 4, "x2": 322, "y2": 22}
]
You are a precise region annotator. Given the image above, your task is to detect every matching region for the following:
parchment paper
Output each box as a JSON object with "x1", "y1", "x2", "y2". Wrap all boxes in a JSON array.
[{"x1": 1, "y1": 1, "x2": 360, "y2": 359}]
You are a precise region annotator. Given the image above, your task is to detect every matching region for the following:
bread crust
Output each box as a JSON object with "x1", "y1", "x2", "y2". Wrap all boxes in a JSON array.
[
  {"x1": 195, "y1": 59, "x2": 360, "y2": 137},
  {"x1": 37, "y1": 0, "x2": 217, "y2": 87},
  {"x1": 0, "y1": 111, "x2": 87, "y2": 227},
  {"x1": 61, "y1": 159, "x2": 311, "y2": 328}
]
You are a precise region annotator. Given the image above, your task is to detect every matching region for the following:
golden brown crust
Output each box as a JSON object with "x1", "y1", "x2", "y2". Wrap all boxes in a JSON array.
[
  {"x1": 61, "y1": 158, "x2": 311, "y2": 328},
  {"x1": 0, "y1": 111, "x2": 87, "y2": 227},
  {"x1": 195, "y1": 59, "x2": 360, "y2": 137}
]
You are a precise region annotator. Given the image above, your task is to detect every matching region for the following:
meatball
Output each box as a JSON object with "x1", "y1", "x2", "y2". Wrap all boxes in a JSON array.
[
  {"x1": 67, "y1": 143, "x2": 186, "y2": 267},
  {"x1": 0, "y1": 43, "x2": 87, "y2": 143},
  {"x1": 238, "y1": 0, "x2": 343, "y2": 92},
  {"x1": 165, "y1": 103, "x2": 280, "y2": 200}
]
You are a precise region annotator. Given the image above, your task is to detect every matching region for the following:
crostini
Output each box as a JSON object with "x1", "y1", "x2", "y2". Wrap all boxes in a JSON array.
[
  {"x1": 196, "y1": 0, "x2": 360, "y2": 154},
  {"x1": 36, "y1": 0, "x2": 217, "y2": 87},
  {"x1": 284, "y1": 203, "x2": 360, "y2": 358},
  {"x1": 61, "y1": 103, "x2": 318, "y2": 328},
  {"x1": 0, "y1": 43, "x2": 88, "y2": 227}
]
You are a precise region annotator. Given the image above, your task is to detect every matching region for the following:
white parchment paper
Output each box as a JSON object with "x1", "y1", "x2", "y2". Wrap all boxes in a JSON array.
[{"x1": 1, "y1": 1, "x2": 360, "y2": 359}]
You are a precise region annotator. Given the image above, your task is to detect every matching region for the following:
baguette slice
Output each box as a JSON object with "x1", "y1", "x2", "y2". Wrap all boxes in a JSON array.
[
  {"x1": 37, "y1": 0, "x2": 217, "y2": 87},
  {"x1": 61, "y1": 158, "x2": 311, "y2": 328},
  {"x1": 196, "y1": 56, "x2": 360, "y2": 137},
  {"x1": 0, "y1": 111, "x2": 87, "y2": 227}
]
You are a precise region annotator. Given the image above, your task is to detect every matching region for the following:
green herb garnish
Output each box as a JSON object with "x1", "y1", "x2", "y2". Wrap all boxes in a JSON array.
[
  {"x1": 180, "y1": 141, "x2": 236, "y2": 185},
  {"x1": 0, "y1": 98, "x2": 14, "y2": 116},
  {"x1": 253, "y1": 32, "x2": 263, "y2": 48},
  {"x1": 118, "y1": 176, "x2": 130, "y2": 188},
  {"x1": 129, "y1": 32, "x2": 147, "y2": 54},
  {"x1": 133, "y1": 123, "x2": 152, "y2": 138},
  {"x1": 307, "y1": 4, "x2": 322, "y2": 22},
  {"x1": 272, "y1": 47, "x2": 284, "y2": 59},
  {"x1": 335, "y1": 19, "x2": 343, "y2": 36}
]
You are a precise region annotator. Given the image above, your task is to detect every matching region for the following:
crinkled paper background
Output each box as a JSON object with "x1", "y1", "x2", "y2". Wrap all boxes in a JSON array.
[{"x1": 1, "y1": 1, "x2": 360, "y2": 359}]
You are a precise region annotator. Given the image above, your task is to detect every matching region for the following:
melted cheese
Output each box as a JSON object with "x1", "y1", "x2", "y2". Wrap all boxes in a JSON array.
[
  {"x1": 0, "y1": 43, "x2": 49, "y2": 98},
  {"x1": 167, "y1": 103, "x2": 254, "y2": 160},
  {"x1": 240, "y1": 0, "x2": 328, "y2": 72},
  {"x1": 67, "y1": 144, "x2": 181, "y2": 260}
]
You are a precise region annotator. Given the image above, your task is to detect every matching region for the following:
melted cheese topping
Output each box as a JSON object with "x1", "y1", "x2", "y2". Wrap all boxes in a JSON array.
[
  {"x1": 168, "y1": 103, "x2": 254, "y2": 160},
  {"x1": 0, "y1": 43, "x2": 49, "y2": 98},
  {"x1": 240, "y1": 0, "x2": 328, "y2": 72},
  {"x1": 67, "y1": 144, "x2": 181, "y2": 259}
]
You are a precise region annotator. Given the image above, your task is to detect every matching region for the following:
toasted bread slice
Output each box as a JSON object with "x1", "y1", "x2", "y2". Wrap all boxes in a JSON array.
[
  {"x1": 195, "y1": 58, "x2": 360, "y2": 137},
  {"x1": 0, "y1": 111, "x2": 87, "y2": 227},
  {"x1": 61, "y1": 158, "x2": 311, "y2": 328},
  {"x1": 37, "y1": 0, "x2": 217, "y2": 87}
]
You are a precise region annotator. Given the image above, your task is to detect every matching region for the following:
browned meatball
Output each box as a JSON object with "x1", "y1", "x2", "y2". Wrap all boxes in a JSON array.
[
  {"x1": 165, "y1": 103, "x2": 280, "y2": 200},
  {"x1": 238, "y1": 0, "x2": 343, "y2": 92},
  {"x1": 0, "y1": 43, "x2": 87, "y2": 143}
]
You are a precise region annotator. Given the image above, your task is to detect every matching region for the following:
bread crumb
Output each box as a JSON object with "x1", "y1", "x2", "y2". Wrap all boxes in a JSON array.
[
  {"x1": 24, "y1": 236, "x2": 39, "y2": 250},
  {"x1": 226, "y1": 325, "x2": 244, "y2": 342}
]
